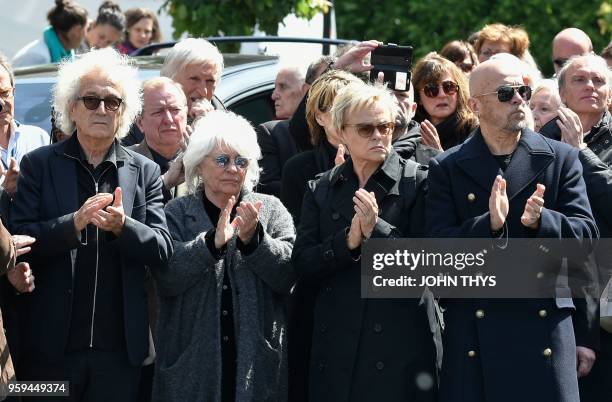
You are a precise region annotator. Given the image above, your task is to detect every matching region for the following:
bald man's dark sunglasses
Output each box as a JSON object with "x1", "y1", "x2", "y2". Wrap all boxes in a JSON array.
[{"x1": 474, "y1": 85, "x2": 532, "y2": 102}]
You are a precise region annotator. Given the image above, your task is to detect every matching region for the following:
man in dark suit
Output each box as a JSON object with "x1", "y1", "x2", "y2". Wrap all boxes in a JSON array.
[
  {"x1": 426, "y1": 54, "x2": 598, "y2": 402},
  {"x1": 129, "y1": 76, "x2": 189, "y2": 402},
  {"x1": 256, "y1": 63, "x2": 316, "y2": 197},
  {"x1": 10, "y1": 48, "x2": 172, "y2": 402}
]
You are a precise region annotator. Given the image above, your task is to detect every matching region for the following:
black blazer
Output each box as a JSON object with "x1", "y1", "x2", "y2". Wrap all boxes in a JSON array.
[
  {"x1": 10, "y1": 138, "x2": 172, "y2": 366},
  {"x1": 257, "y1": 118, "x2": 313, "y2": 197}
]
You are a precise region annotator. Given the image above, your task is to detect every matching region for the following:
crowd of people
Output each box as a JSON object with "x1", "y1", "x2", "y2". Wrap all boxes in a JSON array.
[
  {"x1": 12, "y1": 0, "x2": 161, "y2": 68},
  {"x1": 0, "y1": 2, "x2": 611, "y2": 401}
]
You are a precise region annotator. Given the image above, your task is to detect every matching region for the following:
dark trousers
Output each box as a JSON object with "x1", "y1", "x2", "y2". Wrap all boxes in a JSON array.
[
  {"x1": 18, "y1": 349, "x2": 140, "y2": 402},
  {"x1": 137, "y1": 363, "x2": 153, "y2": 402}
]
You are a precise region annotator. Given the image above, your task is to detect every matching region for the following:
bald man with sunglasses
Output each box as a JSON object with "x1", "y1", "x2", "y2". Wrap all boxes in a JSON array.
[{"x1": 426, "y1": 54, "x2": 598, "y2": 402}]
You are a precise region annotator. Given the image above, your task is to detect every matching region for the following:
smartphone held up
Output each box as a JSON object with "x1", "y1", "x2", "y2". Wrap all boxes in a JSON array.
[{"x1": 369, "y1": 43, "x2": 413, "y2": 92}]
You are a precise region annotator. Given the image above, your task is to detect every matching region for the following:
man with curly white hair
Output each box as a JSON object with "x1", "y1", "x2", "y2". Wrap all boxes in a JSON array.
[{"x1": 10, "y1": 47, "x2": 172, "y2": 401}]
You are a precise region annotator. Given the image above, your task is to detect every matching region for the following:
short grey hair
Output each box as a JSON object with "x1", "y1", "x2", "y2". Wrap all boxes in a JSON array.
[
  {"x1": 557, "y1": 54, "x2": 612, "y2": 91},
  {"x1": 183, "y1": 110, "x2": 261, "y2": 194},
  {"x1": 160, "y1": 38, "x2": 224, "y2": 81},
  {"x1": 52, "y1": 47, "x2": 142, "y2": 138},
  {"x1": 331, "y1": 82, "x2": 398, "y2": 133},
  {"x1": 141, "y1": 77, "x2": 187, "y2": 113}
]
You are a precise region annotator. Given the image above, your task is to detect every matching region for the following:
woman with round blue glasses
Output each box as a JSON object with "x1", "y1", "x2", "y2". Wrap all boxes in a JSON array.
[{"x1": 154, "y1": 110, "x2": 296, "y2": 402}]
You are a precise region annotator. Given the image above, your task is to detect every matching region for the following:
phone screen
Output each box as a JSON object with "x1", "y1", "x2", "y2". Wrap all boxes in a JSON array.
[{"x1": 370, "y1": 45, "x2": 413, "y2": 91}]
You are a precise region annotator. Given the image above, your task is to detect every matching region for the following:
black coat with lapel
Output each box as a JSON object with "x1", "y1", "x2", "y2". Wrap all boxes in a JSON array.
[
  {"x1": 426, "y1": 129, "x2": 598, "y2": 402},
  {"x1": 10, "y1": 137, "x2": 172, "y2": 367},
  {"x1": 292, "y1": 150, "x2": 440, "y2": 402}
]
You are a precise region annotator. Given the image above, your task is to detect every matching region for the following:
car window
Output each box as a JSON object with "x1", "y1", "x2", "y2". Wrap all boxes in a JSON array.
[
  {"x1": 228, "y1": 89, "x2": 275, "y2": 127},
  {"x1": 14, "y1": 82, "x2": 54, "y2": 134}
]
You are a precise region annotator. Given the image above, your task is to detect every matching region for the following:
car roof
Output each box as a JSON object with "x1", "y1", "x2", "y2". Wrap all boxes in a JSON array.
[
  {"x1": 13, "y1": 53, "x2": 278, "y2": 82},
  {"x1": 13, "y1": 53, "x2": 280, "y2": 133}
]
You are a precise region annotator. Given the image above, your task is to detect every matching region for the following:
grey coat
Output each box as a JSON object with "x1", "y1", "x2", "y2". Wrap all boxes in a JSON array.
[{"x1": 153, "y1": 190, "x2": 296, "y2": 402}]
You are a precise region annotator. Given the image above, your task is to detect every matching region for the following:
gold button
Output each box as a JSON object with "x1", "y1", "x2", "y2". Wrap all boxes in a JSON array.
[
  {"x1": 543, "y1": 348, "x2": 552, "y2": 357},
  {"x1": 467, "y1": 193, "x2": 476, "y2": 202},
  {"x1": 538, "y1": 309, "x2": 547, "y2": 318},
  {"x1": 536, "y1": 272, "x2": 544, "y2": 279},
  {"x1": 468, "y1": 350, "x2": 476, "y2": 357},
  {"x1": 475, "y1": 309, "x2": 485, "y2": 319}
]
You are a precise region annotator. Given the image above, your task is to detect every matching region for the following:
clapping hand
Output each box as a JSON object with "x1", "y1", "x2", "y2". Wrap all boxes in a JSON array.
[
  {"x1": 420, "y1": 120, "x2": 443, "y2": 151},
  {"x1": 163, "y1": 153, "x2": 186, "y2": 189},
  {"x1": 8, "y1": 262, "x2": 35, "y2": 293},
  {"x1": 74, "y1": 193, "x2": 114, "y2": 232},
  {"x1": 557, "y1": 107, "x2": 585, "y2": 149},
  {"x1": 214, "y1": 195, "x2": 239, "y2": 249},
  {"x1": 353, "y1": 189, "x2": 378, "y2": 239},
  {"x1": 346, "y1": 214, "x2": 363, "y2": 250},
  {"x1": 236, "y1": 201, "x2": 262, "y2": 244},
  {"x1": 0, "y1": 157, "x2": 20, "y2": 197},
  {"x1": 8, "y1": 234, "x2": 36, "y2": 293},
  {"x1": 91, "y1": 187, "x2": 126, "y2": 236},
  {"x1": 489, "y1": 175, "x2": 509, "y2": 232},
  {"x1": 521, "y1": 184, "x2": 545, "y2": 230}
]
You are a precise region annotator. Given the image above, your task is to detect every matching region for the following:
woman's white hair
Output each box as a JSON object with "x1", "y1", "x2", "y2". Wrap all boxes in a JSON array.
[
  {"x1": 52, "y1": 47, "x2": 142, "y2": 138},
  {"x1": 331, "y1": 81, "x2": 397, "y2": 133},
  {"x1": 183, "y1": 110, "x2": 261, "y2": 194},
  {"x1": 160, "y1": 38, "x2": 224, "y2": 82},
  {"x1": 532, "y1": 79, "x2": 561, "y2": 103}
]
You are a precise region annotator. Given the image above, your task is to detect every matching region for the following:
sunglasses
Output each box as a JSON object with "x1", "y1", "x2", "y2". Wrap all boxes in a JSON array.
[
  {"x1": 78, "y1": 96, "x2": 123, "y2": 112},
  {"x1": 210, "y1": 154, "x2": 249, "y2": 170},
  {"x1": 422, "y1": 81, "x2": 459, "y2": 98},
  {"x1": 475, "y1": 84, "x2": 532, "y2": 102},
  {"x1": 553, "y1": 58, "x2": 568, "y2": 68},
  {"x1": 344, "y1": 121, "x2": 395, "y2": 139}
]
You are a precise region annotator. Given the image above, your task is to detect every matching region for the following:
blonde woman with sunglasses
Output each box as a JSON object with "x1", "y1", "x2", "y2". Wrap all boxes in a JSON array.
[{"x1": 292, "y1": 81, "x2": 440, "y2": 402}]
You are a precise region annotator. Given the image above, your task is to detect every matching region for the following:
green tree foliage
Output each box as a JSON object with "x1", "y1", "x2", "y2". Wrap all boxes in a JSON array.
[
  {"x1": 162, "y1": 0, "x2": 327, "y2": 52},
  {"x1": 335, "y1": 0, "x2": 611, "y2": 76}
]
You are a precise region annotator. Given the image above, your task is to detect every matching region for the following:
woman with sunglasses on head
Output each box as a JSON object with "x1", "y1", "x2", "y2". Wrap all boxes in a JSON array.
[
  {"x1": 154, "y1": 110, "x2": 296, "y2": 402},
  {"x1": 292, "y1": 81, "x2": 440, "y2": 402},
  {"x1": 412, "y1": 52, "x2": 478, "y2": 152}
]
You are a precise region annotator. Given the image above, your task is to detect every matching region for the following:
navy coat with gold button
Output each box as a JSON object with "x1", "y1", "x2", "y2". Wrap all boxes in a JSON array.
[
  {"x1": 292, "y1": 150, "x2": 441, "y2": 402},
  {"x1": 426, "y1": 129, "x2": 598, "y2": 402}
]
